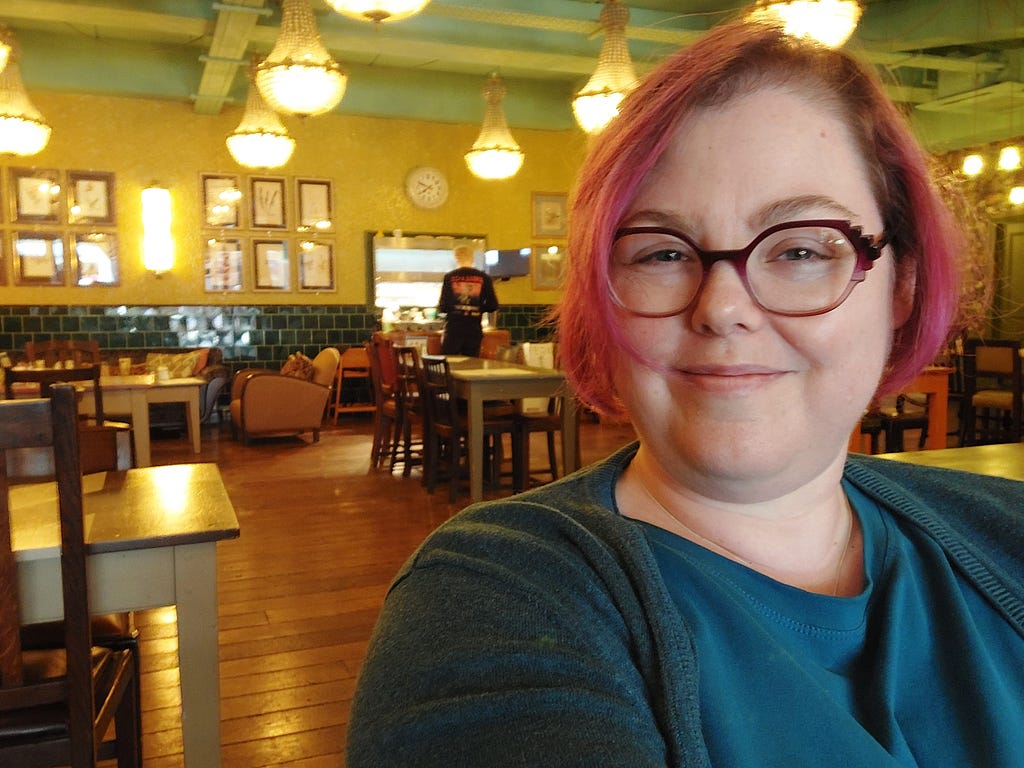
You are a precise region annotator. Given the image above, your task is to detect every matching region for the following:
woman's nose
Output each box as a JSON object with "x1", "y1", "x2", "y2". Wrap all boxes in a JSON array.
[{"x1": 687, "y1": 260, "x2": 766, "y2": 335}]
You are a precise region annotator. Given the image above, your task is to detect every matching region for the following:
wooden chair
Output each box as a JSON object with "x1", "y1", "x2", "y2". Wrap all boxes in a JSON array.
[
  {"x1": 330, "y1": 346, "x2": 375, "y2": 421},
  {"x1": 420, "y1": 355, "x2": 521, "y2": 502},
  {"x1": 0, "y1": 384, "x2": 141, "y2": 767},
  {"x1": 514, "y1": 342, "x2": 563, "y2": 487},
  {"x1": 390, "y1": 345, "x2": 425, "y2": 476},
  {"x1": 365, "y1": 337, "x2": 399, "y2": 469},
  {"x1": 23, "y1": 340, "x2": 102, "y2": 369},
  {"x1": 959, "y1": 338, "x2": 1023, "y2": 445},
  {"x1": 4, "y1": 366, "x2": 133, "y2": 475}
]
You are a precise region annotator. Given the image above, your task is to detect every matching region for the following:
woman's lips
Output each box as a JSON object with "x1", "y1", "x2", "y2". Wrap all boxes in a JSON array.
[{"x1": 676, "y1": 364, "x2": 788, "y2": 392}]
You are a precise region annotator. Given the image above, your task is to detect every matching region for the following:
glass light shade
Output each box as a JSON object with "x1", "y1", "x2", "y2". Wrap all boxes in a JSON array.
[
  {"x1": 227, "y1": 83, "x2": 296, "y2": 169},
  {"x1": 465, "y1": 73, "x2": 524, "y2": 180},
  {"x1": 256, "y1": 0, "x2": 347, "y2": 117},
  {"x1": 325, "y1": 0, "x2": 432, "y2": 23},
  {"x1": 0, "y1": 57, "x2": 51, "y2": 156},
  {"x1": 998, "y1": 146, "x2": 1021, "y2": 171},
  {"x1": 1010, "y1": 186, "x2": 1024, "y2": 206},
  {"x1": 962, "y1": 154, "x2": 984, "y2": 176},
  {"x1": 749, "y1": 0, "x2": 862, "y2": 48},
  {"x1": 141, "y1": 186, "x2": 174, "y2": 274},
  {"x1": 572, "y1": 0, "x2": 637, "y2": 134},
  {"x1": 0, "y1": 28, "x2": 11, "y2": 74}
]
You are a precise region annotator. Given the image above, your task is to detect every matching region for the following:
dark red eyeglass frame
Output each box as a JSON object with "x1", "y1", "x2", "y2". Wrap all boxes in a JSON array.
[{"x1": 609, "y1": 218, "x2": 891, "y2": 318}]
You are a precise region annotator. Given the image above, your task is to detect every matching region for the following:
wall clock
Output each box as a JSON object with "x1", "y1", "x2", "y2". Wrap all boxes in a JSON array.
[{"x1": 404, "y1": 166, "x2": 449, "y2": 209}]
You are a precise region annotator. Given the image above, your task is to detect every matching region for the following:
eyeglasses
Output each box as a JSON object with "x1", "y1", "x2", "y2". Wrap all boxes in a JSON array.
[{"x1": 609, "y1": 219, "x2": 889, "y2": 318}]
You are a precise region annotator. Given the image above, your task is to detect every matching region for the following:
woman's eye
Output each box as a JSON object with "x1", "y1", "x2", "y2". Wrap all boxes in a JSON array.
[
  {"x1": 771, "y1": 245, "x2": 833, "y2": 262},
  {"x1": 636, "y1": 247, "x2": 690, "y2": 265}
]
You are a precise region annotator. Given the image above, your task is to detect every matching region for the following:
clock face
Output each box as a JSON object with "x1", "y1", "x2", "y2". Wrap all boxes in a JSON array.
[{"x1": 405, "y1": 166, "x2": 449, "y2": 209}]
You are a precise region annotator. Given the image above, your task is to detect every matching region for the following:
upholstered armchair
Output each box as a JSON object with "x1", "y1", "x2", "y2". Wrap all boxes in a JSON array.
[{"x1": 230, "y1": 347, "x2": 341, "y2": 444}]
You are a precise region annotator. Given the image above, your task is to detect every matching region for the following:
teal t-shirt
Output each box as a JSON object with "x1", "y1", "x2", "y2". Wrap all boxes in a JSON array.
[{"x1": 641, "y1": 482, "x2": 1024, "y2": 766}]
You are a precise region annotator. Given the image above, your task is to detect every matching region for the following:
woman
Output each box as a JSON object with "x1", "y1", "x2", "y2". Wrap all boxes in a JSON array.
[{"x1": 348, "y1": 20, "x2": 1024, "y2": 767}]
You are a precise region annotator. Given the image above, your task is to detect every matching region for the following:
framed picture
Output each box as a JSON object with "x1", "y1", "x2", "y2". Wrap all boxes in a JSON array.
[
  {"x1": 249, "y1": 176, "x2": 287, "y2": 229},
  {"x1": 67, "y1": 170, "x2": 116, "y2": 225},
  {"x1": 73, "y1": 232, "x2": 119, "y2": 286},
  {"x1": 13, "y1": 231, "x2": 65, "y2": 285},
  {"x1": 202, "y1": 173, "x2": 242, "y2": 228},
  {"x1": 532, "y1": 243, "x2": 566, "y2": 290},
  {"x1": 10, "y1": 167, "x2": 63, "y2": 223},
  {"x1": 298, "y1": 239, "x2": 335, "y2": 291},
  {"x1": 531, "y1": 192, "x2": 567, "y2": 238},
  {"x1": 296, "y1": 178, "x2": 334, "y2": 232},
  {"x1": 204, "y1": 236, "x2": 245, "y2": 292},
  {"x1": 253, "y1": 238, "x2": 290, "y2": 290},
  {"x1": 0, "y1": 236, "x2": 5, "y2": 286}
]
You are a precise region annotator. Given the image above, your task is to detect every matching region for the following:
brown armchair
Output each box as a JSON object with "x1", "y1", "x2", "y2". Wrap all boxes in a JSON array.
[{"x1": 229, "y1": 347, "x2": 341, "y2": 444}]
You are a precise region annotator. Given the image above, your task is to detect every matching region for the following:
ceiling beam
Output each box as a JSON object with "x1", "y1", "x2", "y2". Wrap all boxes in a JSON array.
[{"x1": 194, "y1": 0, "x2": 268, "y2": 115}]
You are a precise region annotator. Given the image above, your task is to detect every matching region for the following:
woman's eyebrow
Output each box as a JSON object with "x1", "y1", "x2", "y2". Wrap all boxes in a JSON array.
[
  {"x1": 752, "y1": 196, "x2": 858, "y2": 227},
  {"x1": 617, "y1": 209, "x2": 693, "y2": 231}
]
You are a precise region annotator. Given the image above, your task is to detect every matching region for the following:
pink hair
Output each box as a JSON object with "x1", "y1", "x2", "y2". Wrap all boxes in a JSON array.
[{"x1": 553, "y1": 21, "x2": 961, "y2": 418}]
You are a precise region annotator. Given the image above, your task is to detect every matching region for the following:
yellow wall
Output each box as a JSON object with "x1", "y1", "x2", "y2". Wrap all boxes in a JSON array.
[{"x1": 0, "y1": 91, "x2": 587, "y2": 307}]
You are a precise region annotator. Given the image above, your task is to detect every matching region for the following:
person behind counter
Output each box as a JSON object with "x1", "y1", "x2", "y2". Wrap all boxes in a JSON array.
[
  {"x1": 437, "y1": 244, "x2": 499, "y2": 357},
  {"x1": 348, "y1": 18, "x2": 1024, "y2": 767}
]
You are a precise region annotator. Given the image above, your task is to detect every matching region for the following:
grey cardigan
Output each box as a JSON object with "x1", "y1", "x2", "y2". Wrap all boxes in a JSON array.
[{"x1": 348, "y1": 444, "x2": 1024, "y2": 767}]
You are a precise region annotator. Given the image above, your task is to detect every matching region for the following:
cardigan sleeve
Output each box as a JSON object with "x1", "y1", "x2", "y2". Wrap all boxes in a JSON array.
[{"x1": 346, "y1": 496, "x2": 705, "y2": 767}]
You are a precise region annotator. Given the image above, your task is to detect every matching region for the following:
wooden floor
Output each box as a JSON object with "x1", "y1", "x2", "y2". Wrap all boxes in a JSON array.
[{"x1": 125, "y1": 414, "x2": 638, "y2": 767}]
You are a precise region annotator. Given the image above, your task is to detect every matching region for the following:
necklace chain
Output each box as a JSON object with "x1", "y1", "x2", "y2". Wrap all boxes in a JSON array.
[{"x1": 636, "y1": 477, "x2": 854, "y2": 597}]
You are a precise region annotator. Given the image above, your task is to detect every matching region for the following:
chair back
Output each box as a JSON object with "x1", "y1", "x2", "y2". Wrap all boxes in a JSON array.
[
  {"x1": 962, "y1": 338, "x2": 1024, "y2": 444},
  {"x1": 420, "y1": 355, "x2": 458, "y2": 432},
  {"x1": 0, "y1": 386, "x2": 93, "y2": 747},
  {"x1": 479, "y1": 330, "x2": 511, "y2": 360},
  {"x1": 311, "y1": 347, "x2": 342, "y2": 388},
  {"x1": 393, "y1": 346, "x2": 422, "y2": 406},
  {"x1": 367, "y1": 336, "x2": 397, "y2": 397},
  {"x1": 5, "y1": 365, "x2": 105, "y2": 423},
  {"x1": 23, "y1": 340, "x2": 102, "y2": 369}
]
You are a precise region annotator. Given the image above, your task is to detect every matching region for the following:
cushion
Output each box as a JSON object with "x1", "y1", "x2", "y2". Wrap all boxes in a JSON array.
[
  {"x1": 193, "y1": 347, "x2": 211, "y2": 375},
  {"x1": 280, "y1": 352, "x2": 316, "y2": 381},
  {"x1": 146, "y1": 351, "x2": 201, "y2": 379}
]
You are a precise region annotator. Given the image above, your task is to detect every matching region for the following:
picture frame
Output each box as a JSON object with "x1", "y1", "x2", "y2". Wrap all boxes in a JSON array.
[
  {"x1": 0, "y1": 236, "x2": 5, "y2": 286},
  {"x1": 73, "y1": 232, "x2": 119, "y2": 286},
  {"x1": 297, "y1": 239, "x2": 335, "y2": 291},
  {"x1": 204, "y1": 236, "x2": 245, "y2": 292},
  {"x1": 531, "y1": 192, "x2": 567, "y2": 238},
  {"x1": 249, "y1": 175, "x2": 287, "y2": 229},
  {"x1": 202, "y1": 173, "x2": 242, "y2": 229},
  {"x1": 253, "y1": 238, "x2": 290, "y2": 290},
  {"x1": 532, "y1": 243, "x2": 566, "y2": 290},
  {"x1": 296, "y1": 178, "x2": 334, "y2": 233},
  {"x1": 13, "y1": 231, "x2": 65, "y2": 285},
  {"x1": 67, "y1": 170, "x2": 116, "y2": 225},
  {"x1": 10, "y1": 167, "x2": 63, "y2": 224}
]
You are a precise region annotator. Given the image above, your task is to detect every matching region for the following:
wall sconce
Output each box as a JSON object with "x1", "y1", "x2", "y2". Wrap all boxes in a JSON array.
[{"x1": 141, "y1": 184, "x2": 174, "y2": 275}]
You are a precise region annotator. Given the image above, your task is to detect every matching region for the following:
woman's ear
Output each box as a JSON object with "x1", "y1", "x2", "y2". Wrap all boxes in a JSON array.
[{"x1": 892, "y1": 254, "x2": 916, "y2": 328}]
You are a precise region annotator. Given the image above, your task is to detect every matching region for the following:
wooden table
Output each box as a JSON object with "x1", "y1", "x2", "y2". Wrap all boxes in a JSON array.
[
  {"x1": 849, "y1": 365, "x2": 954, "y2": 453},
  {"x1": 447, "y1": 356, "x2": 580, "y2": 502},
  {"x1": 79, "y1": 374, "x2": 204, "y2": 467},
  {"x1": 11, "y1": 463, "x2": 240, "y2": 767},
  {"x1": 875, "y1": 441, "x2": 1024, "y2": 481}
]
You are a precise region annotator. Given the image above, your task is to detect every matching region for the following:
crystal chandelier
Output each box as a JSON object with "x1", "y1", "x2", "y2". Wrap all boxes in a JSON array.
[
  {"x1": 256, "y1": 0, "x2": 347, "y2": 117},
  {"x1": 325, "y1": 0, "x2": 432, "y2": 23},
  {"x1": 227, "y1": 69, "x2": 296, "y2": 169},
  {"x1": 572, "y1": 0, "x2": 637, "y2": 135},
  {"x1": 748, "y1": 0, "x2": 863, "y2": 49},
  {"x1": 465, "y1": 73, "x2": 524, "y2": 181},
  {"x1": 0, "y1": 29, "x2": 51, "y2": 157}
]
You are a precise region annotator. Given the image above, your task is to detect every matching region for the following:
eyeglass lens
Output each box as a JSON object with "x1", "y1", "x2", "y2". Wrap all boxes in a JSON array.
[{"x1": 609, "y1": 222, "x2": 867, "y2": 317}]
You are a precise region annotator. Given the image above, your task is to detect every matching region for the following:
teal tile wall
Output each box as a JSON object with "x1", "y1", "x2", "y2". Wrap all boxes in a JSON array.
[{"x1": 0, "y1": 304, "x2": 556, "y2": 372}]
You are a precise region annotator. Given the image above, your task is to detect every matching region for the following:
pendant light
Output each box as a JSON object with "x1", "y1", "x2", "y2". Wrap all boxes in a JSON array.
[
  {"x1": 572, "y1": 0, "x2": 637, "y2": 135},
  {"x1": 0, "y1": 27, "x2": 12, "y2": 73},
  {"x1": 0, "y1": 28, "x2": 51, "y2": 157},
  {"x1": 227, "y1": 65, "x2": 296, "y2": 169},
  {"x1": 465, "y1": 73, "x2": 524, "y2": 181},
  {"x1": 325, "y1": 0, "x2": 432, "y2": 23},
  {"x1": 256, "y1": 0, "x2": 347, "y2": 117},
  {"x1": 748, "y1": 0, "x2": 863, "y2": 49}
]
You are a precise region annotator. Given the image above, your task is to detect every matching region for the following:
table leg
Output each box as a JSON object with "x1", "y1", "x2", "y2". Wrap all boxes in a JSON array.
[
  {"x1": 174, "y1": 542, "x2": 223, "y2": 767},
  {"x1": 560, "y1": 394, "x2": 580, "y2": 474},
  {"x1": 185, "y1": 389, "x2": 201, "y2": 454},
  {"x1": 925, "y1": 387, "x2": 948, "y2": 450},
  {"x1": 467, "y1": 389, "x2": 485, "y2": 503},
  {"x1": 130, "y1": 390, "x2": 152, "y2": 467}
]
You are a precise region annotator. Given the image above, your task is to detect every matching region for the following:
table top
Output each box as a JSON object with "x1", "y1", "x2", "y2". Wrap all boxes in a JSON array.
[
  {"x1": 95, "y1": 374, "x2": 205, "y2": 389},
  {"x1": 445, "y1": 356, "x2": 563, "y2": 381},
  {"x1": 11, "y1": 462, "x2": 240, "y2": 559},
  {"x1": 875, "y1": 442, "x2": 1024, "y2": 482}
]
